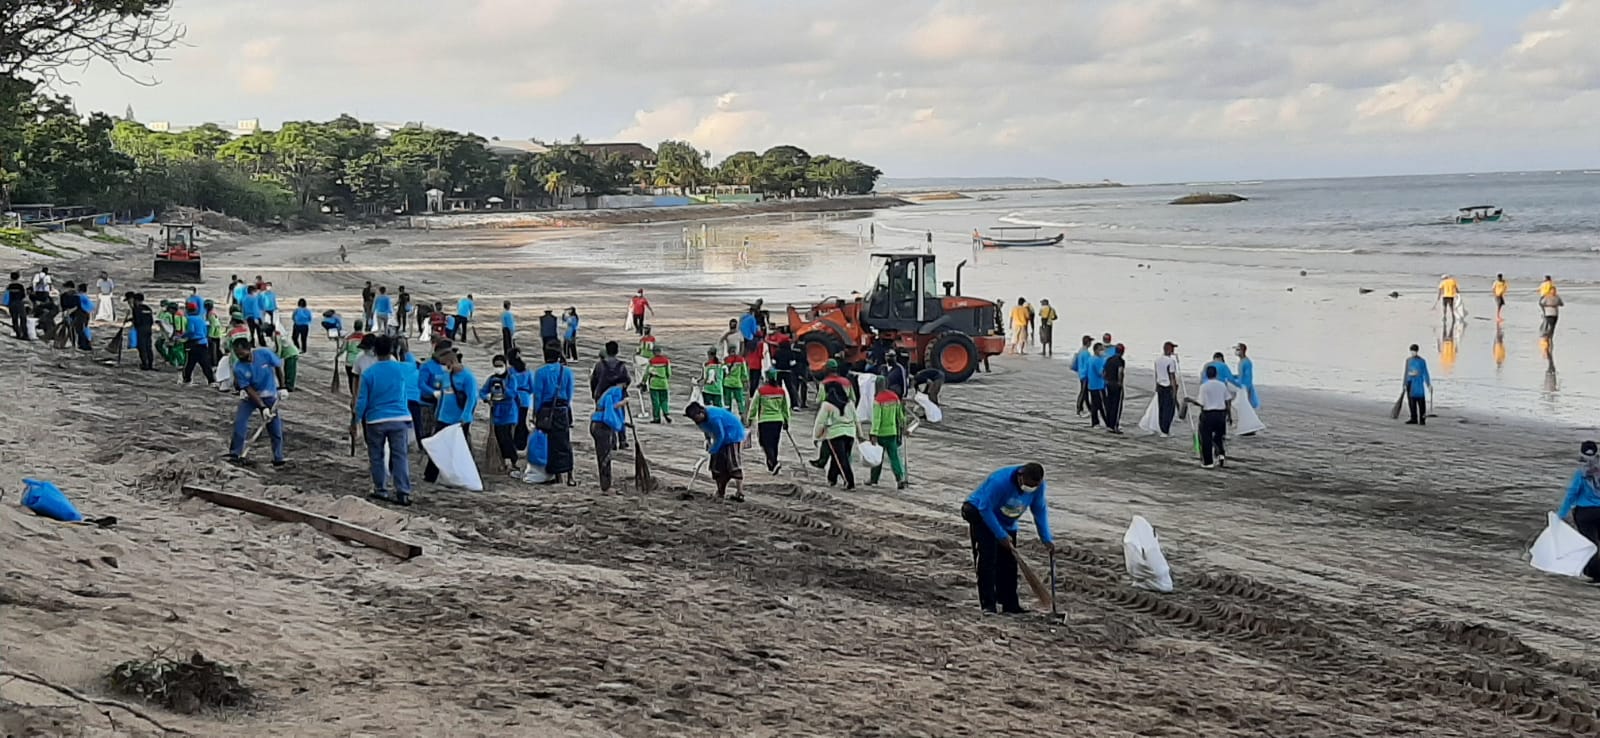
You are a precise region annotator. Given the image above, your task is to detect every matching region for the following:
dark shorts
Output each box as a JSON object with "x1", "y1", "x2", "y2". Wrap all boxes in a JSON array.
[
  {"x1": 1495, "y1": 296, "x2": 1505, "y2": 307},
  {"x1": 1442, "y1": 296, "x2": 1455, "y2": 308},
  {"x1": 710, "y1": 444, "x2": 743, "y2": 482}
]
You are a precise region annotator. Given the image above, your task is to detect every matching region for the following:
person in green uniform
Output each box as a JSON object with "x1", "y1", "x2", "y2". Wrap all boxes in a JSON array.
[
  {"x1": 867, "y1": 386, "x2": 908, "y2": 489},
  {"x1": 812, "y1": 383, "x2": 861, "y2": 489},
  {"x1": 723, "y1": 351, "x2": 749, "y2": 415},
  {"x1": 701, "y1": 348, "x2": 726, "y2": 408},
  {"x1": 747, "y1": 370, "x2": 792, "y2": 473},
  {"x1": 645, "y1": 351, "x2": 673, "y2": 423},
  {"x1": 206, "y1": 300, "x2": 226, "y2": 368},
  {"x1": 266, "y1": 324, "x2": 301, "y2": 391},
  {"x1": 637, "y1": 326, "x2": 658, "y2": 360}
]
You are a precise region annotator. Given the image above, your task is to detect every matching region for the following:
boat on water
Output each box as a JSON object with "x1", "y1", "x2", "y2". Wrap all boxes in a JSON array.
[
  {"x1": 972, "y1": 226, "x2": 1065, "y2": 248},
  {"x1": 1455, "y1": 206, "x2": 1504, "y2": 224}
]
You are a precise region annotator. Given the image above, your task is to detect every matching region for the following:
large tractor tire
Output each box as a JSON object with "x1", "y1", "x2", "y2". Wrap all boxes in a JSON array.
[
  {"x1": 797, "y1": 332, "x2": 846, "y2": 377},
  {"x1": 928, "y1": 331, "x2": 979, "y2": 384}
]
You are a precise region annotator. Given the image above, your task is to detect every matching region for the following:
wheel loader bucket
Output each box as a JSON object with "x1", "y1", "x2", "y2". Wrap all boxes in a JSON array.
[{"x1": 153, "y1": 257, "x2": 203, "y2": 283}]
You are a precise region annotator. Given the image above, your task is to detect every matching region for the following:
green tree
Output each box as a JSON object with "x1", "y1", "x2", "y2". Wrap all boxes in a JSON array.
[
  {"x1": 272, "y1": 121, "x2": 337, "y2": 211},
  {"x1": 1, "y1": 1, "x2": 183, "y2": 83},
  {"x1": 714, "y1": 150, "x2": 763, "y2": 188},
  {"x1": 760, "y1": 145, "x2": 811, "y2": 195},
  {"x1": 655, "y1": 139, "x2": 708, "y2": 194},
  {"x1": 543, "y1": 170, "x2": 569, "y2": 205}
]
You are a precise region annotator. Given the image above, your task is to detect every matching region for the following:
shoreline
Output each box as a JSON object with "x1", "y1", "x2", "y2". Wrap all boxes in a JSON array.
[
  {"x1": 402, "y1": 194, "x2": 911, "y2": 230},
  {"x1": 5, "y1": 220, "x2": 1600, "y2": 736}
]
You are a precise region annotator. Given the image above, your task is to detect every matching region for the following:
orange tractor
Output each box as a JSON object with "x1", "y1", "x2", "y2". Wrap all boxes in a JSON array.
[
  {"x1": 786, "y1": 252, "x2": 1003, "y2": 383},
  {"x1": 152, "y1": 222, "x2": 203, "y2": 282}
]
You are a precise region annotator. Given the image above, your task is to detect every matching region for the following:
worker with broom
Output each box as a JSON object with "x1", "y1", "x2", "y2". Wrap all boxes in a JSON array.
[
  {"x1": 590, "y1": 376, "x2": 630, "y2": 492},
  {"x1": 961, "y1": 463, "x2": 1054, "y2": 615},
  {"x1": 685, "y1": 401, "x2": 746, "y2": 501},
  {"x1": 747, "y1": 369, "x2": 792, "y2": 474}
]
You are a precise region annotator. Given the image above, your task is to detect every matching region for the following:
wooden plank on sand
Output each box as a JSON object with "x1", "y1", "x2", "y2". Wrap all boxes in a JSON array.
[{"x1": 181, "y1": 485, "x2": 422, "y2": 560}]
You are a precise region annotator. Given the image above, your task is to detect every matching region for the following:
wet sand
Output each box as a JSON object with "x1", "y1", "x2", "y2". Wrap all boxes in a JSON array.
[{"x1": 3, "y1": 223, "x2": 1599, "y2": 736}]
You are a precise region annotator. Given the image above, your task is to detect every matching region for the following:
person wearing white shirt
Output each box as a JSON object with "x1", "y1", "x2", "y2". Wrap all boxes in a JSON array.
[
  {"x1": 1186, "y1": 364, "x2": 1234, "y2": 469},
  {"x1": 1153, "y1": 341, "x2": 1181, "y2": 436}
]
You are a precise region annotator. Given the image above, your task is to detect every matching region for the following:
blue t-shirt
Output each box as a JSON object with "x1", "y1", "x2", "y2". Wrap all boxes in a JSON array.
[
  {"x1": 458, "y1": 298, "x2": 474, "y2": 319},
  {"x1": 965, "y1": 466, "x2": 1053, "y2": 543},
  {"x1": 373, "y1": 295, "x2": 393, "y2": 316},
  {"x1": 501, "y1": 310, "x2": 515, "y2": 330},
  {"x1": 1086, "y1": 355, "x2": 1108, "y2": 391},
  {"x1": 241, "y1": 293, "x2": 264, "y2": 320},
  {"x1": 235, "y1": 348, "x2": 284, "y2": 397},
  {"x1": 261, "y1": 291, "x2": 278, "y2": 313},
  {"x1": 698, "y1": 406, "x2": 747, "y2": 452},
  {"x1": 1404, "y1": 356, "x2": 1430, "y2": 397},
  {"x1": 184, "y1": 313, "x2": 208, "y2": 344},
  {"x1": 592, "y1": 385, "x2": 626, "y2": 432},
  {"x1": 293, "y1": 307, "x2": 313, "y2": 326}
]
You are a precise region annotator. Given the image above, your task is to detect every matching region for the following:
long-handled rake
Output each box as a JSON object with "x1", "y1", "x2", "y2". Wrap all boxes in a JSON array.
[{"x1": 625, "y1": 407, "x2": 657, "y2": 492}]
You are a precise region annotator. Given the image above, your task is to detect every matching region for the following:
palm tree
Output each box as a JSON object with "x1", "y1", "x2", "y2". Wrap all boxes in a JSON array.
[
  {"x1": 504, "y1": 163, "x2": 526, "y2": 204},
  {"x1": 544, "y1": 170, "x2": 568, "y2": 207}
]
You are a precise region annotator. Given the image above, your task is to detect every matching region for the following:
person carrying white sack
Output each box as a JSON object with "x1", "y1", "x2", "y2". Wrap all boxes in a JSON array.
[{"x1": 1558, "y1": 441, "x2": 1600, "y2": 583}]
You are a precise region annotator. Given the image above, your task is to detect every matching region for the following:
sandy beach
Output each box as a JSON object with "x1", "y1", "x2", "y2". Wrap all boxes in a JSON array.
[{"x1": 4, "y1": 217, "x2": 1600, "y2": 737}]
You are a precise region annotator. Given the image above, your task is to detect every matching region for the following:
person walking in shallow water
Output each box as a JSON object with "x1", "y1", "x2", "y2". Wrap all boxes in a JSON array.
[
  {"x1": 1402, "y1": 343, "x2": 1432, "y2": 425},
  {"x1": 1492, "y1": 274, "x2": 1508, "y2": 322}
]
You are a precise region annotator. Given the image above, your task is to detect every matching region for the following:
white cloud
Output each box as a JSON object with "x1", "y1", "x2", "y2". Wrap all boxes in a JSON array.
[{"x1": 51, "y1": 0, "x2": 1600, "y2": 180}]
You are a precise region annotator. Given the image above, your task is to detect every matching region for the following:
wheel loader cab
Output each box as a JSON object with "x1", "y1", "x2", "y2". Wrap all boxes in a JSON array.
[{"x1": 864, "y1": 255, "x2": 942, "y2": 333}]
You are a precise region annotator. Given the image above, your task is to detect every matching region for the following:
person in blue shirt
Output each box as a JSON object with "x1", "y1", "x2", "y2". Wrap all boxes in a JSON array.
[
  {"x1": 1560, "y1": 441, "x2": 1600, "y2": 583},
  {"x1": 353, "y1": 335, "x2": 414, "y2": 504},
  {"x1": 1072, "y1": 335, "x2": 1093, "y2": 416},
  {"x1": 456, "y1": 294, "x2": 476, "y2": 342},
  {"x1": 260, "y1": 282, "x2": 279, "y2": 325},
  {"x1": 395, "y1": 336, "x2": 422, "y2": 448},
  {"x1": 530, "y1": 342, "x2": 577, "y2": 485},
  {"x1": 1402, "y1": 343, "x2": 1432, "y2": 425},
  {"x1": 561, "y1": 307, "x2": 580, "y2": 361},
  {"x1": 372, "y1": 286, "x2": 393, "y2": 336},
  {"x1": 227, "y1": 337, "x2": 287, "y2": 466},
  {"x1": 416, "y1": 340, "x2": 452, "y2": 441},
  {"x1": 686, "y1": 400, "x2": 748, "y2": 501},
  {"x1": 1234, "y1": 343, "x2": 1258, "y2": 409},
  {"x1": 480, "y1": 354, "x2": 523, "y2": 472},
  {"x1": 508, "y1": 349, "x2": 535, "y2": 454},
  {"x1": 291, "y1": 298, "x2": 313, "y2": 353},
  {"x1": 1084, "y1": 343, "x2": 1108, "y2": 428},
  {"x1": 500, "y1": 300, "x2": 516, "y2": 357},
  {"x1": 231, "y1": 277, "x2": 248, "y2": 308},
  {"x1": 1201, "y1": 352, "x2": 1237, "y2": 385},
  {"x1": 181, "y1": 304, "x2": 216, "y2": 386},
  {"x1": 590, "y1": 377, "x2": 630, "y2": 492},
  {"x1": 961, "y1": 463, "x2": 1054, "y2": 614},
  {"x1": 738, "y1": 309, "x2": 761, "y2": 354},
  {"x1": 424, "y1": 346, "x2": 478, "y2": 484},
  {"x1": 241, "y1": 285, "x2": 265, "y2": 346}
]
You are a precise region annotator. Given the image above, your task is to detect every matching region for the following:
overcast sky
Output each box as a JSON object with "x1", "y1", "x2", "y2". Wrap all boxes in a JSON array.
[{"x1": 56, "y1": 0, "x2": 1600, "y2": 183}]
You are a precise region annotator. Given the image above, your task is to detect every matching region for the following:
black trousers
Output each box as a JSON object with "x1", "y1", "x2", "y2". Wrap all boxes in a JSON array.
[
  {"x1": 591, "y1": 421, "x2": 617, "y2": 491},
  {"x1": 781, "y1": 371, "x2": 808, "y2": 409},
  {"x1": 183, "y1": 339, "x2": 216, "y2": 383},
  {"x1": 1199, "y1": 409, "x2": 1227, "y2": 464},
  {"x1": 292, "y1": 324, "x2": 309, "y2": 353},
  {"x1": 493, "y1": 423, "x2": 518, "y2": 464},
  {"x1": 758, "y1": 421, "x2": 783, "y2": 470},
  {"x1": 514, "y1": 408, "x2": 530, "y2": 452},
  {"x1": 824, "y1": 436, "x2": 855, "y2": 488},
  {"x1": 136, "y1": 330, "x2": 154, "y2": 369},
  {"x1": 72, "y1": 314, "x2": 91, "y2": 350},
  {"x1": 1076, "y1": 379, "x2": 1088, "y2": 414},
  {"x1": 1104, "y1": 385, "x2": 1123, "y2": 429},
  {"x1": 631, "y1": 314, "x2": 645, "y2": 335},
  {"x1": 1086, "y1": 388, "x2": 1106, "y2": 426},
  {"x1": 962, "y1": 502, "x2": 1020, "y2": 613},
  {"x1": 1572, "y1": 507, "x2": 1600, "y2": 581},
  {"x1": 502, "y1": 327, "x2": 515, "y2": 356},
  {"x1": 247, "y1": 318, "x2": 264, "y2": 346},
  {"x1": 1157, "y1": 385, "x2": 1177, "y2": 434},
  {"x1": 1408, "y1": 395, "x2": 1427, "y2": 424},
  {"x1": 8, "y1": 306, "x2": 27, "y2": 340},
  {"x1": 424, "y1": 423, "x2": 470, "y2": 483}
]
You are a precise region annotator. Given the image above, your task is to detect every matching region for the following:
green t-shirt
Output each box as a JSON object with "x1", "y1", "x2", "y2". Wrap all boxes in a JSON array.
[
  {"x1": 749, "y1": 387, "x2": 791, "y2": 424},
  {"x1": 701, "y1": 362, "x2": 725, "y2": 394},
  {"x1": 647, "y1": 359, "x2": 672, "y2": 390},
  {"x1": 724, "y1": 360, "x2": 748, "y2": 389},
  {"x1": 871, "y1": 396, "x2": 904, "y2": 436}
]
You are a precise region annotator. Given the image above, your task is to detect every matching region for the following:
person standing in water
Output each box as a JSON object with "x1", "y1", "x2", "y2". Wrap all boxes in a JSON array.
[
  {"x1": 1434, "y1": 274, "x2": 1460, "y2": 324},
  {"x1": 1037, "y1": 299, "x2": 1058, "y2": 356},
  {"x1": 1559, "y1": 440, "x2": 1600, "y2": 584},
  {"x1": 1492, "y1": 274, "x2": 1508, "y2": 322},
  {"x1": 1540, "y1": 286, "x2": 1564, "y2": 340},
  {"x1": 1402, "y1": 343, "x2": 1432, "y2": 425}
]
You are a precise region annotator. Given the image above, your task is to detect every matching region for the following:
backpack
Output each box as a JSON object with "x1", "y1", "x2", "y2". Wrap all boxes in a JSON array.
[{"x1": 487, "y1": 376, "x2": 508, "y2": 404}]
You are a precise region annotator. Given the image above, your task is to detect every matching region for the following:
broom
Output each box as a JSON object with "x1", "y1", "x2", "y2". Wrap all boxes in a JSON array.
[
  {"x1": 1389, "y1": 389, "x2": 1405, "y2": 420},
  {"x1": 1014, "y1": 546, "x2": 1052, "y2": 609},
  {"x1": 625, "y1": 407, "x2": 656, "y2": 491}
]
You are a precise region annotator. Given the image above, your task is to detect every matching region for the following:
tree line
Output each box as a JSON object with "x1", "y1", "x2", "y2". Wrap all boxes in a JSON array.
[{"x1": 1, "y1": 92, "x2": 883, "y2": 224}]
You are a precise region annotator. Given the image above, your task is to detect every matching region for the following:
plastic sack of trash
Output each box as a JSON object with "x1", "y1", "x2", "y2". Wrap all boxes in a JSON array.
[
  {"x1": 1123, "y1": 515, "x2": 1173, "y2": 592},
  {"x1": 858, "y1": 440, "x2": 884, "y2": 467},
  {"x1": 1530, "y1": 511, "x2": 1597, "y2": 577},
  {"x1": 1231, "y1": 390, "x2": 1266, "y2": 435},
  {"x1": 215, "y1": 355, "x2": 233, "y2": 386},
  {"x1": 420, "y1": 423, "x2": 483, "y2": 491},
  {"x1": 856, "y1": 373, "x2": 877, "y2": 423},
  {"x1": 22, "y1": 478, "x2": 84, "y2": 523},
  {"x1": 913, "y1": 394, "x2": 943, "y2": 423}
]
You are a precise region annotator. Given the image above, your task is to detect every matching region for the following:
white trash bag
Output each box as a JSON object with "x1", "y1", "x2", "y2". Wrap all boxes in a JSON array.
[
  {"x1": 856, "y1": 373, "x2": 878, "y2": 424},
  {"x1": 1529, "y1": 511, "x2": 1597, "y2": 577},
  {"x1": 420, "y1": 423, "x2": 483, "y2": 491},
  {"x1": 215, "y1": 355, "x2": 233, "y2": 386},
  {"x1": 914, "y1": 394, "x2": 943, "y2": 423},
  {"x1": 1123, "y1": 515, "x2": 1174, "y2": 592},
  {"x1": 1230, "y1": 390, "x2": 1266, "y2": 436},
  {"x1": 858, "y1": 440, "x2": 884, "y2": 467}
]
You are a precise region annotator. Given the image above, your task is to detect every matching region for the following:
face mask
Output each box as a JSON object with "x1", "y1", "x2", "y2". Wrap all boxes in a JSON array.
[
  {"x1": 493, "y1": 364, "x2": 506, "y2": 373},
  {"x1": 1020, "y1": 483, "x2": 1039, "y2": 493}
]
